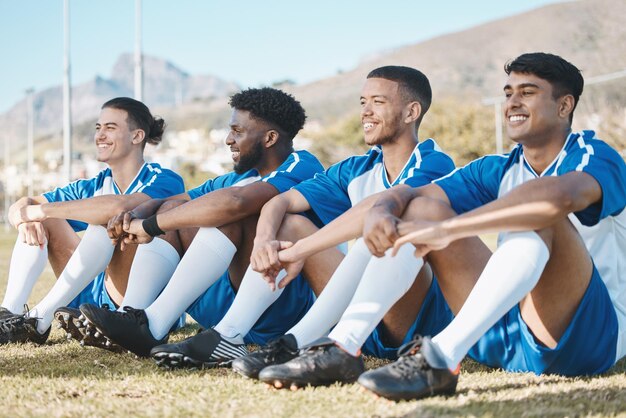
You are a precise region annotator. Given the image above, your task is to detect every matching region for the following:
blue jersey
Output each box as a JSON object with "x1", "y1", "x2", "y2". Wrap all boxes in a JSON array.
[
  {"x1": 294, "y1": 139, "x2": 455, "y2": 225},
  {"x1": 43, "y1": 162, "x2": 185, "y2": 232},
  {"x1": 187, "y1": 150, "x2": 323, "y2": 199},
  {"x1": 436, "y1": 130, "x2": 626, "y2": 362}
]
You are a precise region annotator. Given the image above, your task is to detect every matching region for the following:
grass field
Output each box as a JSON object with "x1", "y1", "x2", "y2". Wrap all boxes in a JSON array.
[{"x1": 0, "y1": 229, "x2": 624, "y2": 417}]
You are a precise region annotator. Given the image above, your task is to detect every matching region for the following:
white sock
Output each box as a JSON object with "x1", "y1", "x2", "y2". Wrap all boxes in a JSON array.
[
  {"x1": 213, "y1": 268, "x2": 287, "y2": 344},
  {"x1": 30, "y1": 225, "x2": 115, "y2": 333},
  {"x1": 328, "y1": 243, "x2": 423, "y2": 356},
  {"x1": 288, "y1": 238, "x2": 373, "y2": 347},
  {"x1": 145, "y1": 227, "x2": 236, "y2": 340},
  {"x1": 119, "y1": 238, "x2": 180, "y2": 310},
  {"x1": 1, "y1": 238, "x2": 49, "y2": 314},
  {"x1": 432, "y1": 231, "x2": 550, "y2": 369}
]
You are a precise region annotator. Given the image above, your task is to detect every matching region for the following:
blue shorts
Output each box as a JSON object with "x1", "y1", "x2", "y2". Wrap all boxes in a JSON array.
[
  {"x1": 68, "y1": 272, "x2": 117, "y2": 310},
  {"x1": 362, "y1": 276, "x2": 454, "y2": 359},
  {"x1": 468, "y1": 265, "x2": 618, "y2": 376},
  {"x1": 186, "y1": 272, "x2": 316, "y2": 345}
]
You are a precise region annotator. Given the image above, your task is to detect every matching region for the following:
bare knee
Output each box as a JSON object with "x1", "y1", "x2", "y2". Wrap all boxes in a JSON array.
[
  {"x1": 402, "y1": 197, "x2": 457, "y2": 222},
  {"x1": 276, "y1": 214, "x2": 318, "y2": 241},
  {"x1": 156, "y1": 199, "x2": 187, "y2": 214}
]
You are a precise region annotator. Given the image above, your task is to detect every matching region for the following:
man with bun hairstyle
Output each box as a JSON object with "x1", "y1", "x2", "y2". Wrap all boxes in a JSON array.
[{"x1": 0, "y1": 97, "x2": 185, "y2": 344}]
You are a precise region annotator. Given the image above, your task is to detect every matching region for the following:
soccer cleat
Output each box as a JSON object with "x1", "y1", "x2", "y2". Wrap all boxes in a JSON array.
[
  {"x1": 357, "y1": 335, "x2": 459, "y2": 401},
  {"x1": 0, "y1": 312, "x2": 50, "y2": 345},
  {"x1": 232, "y1": 334, "x2": 298, "y2": 379},
  {"x1": 79, "y1": 304, "x2": 166, "y2": 357},
  {"x1": 258, "y1": 337, "x2": 365, "y2": 389},
  {"x1": 150, "y1": 328, "x2": 248, "y2": 369},
  {"x1": 0, "y1": 307, "x2": 16, "y2": 321},
  {"x1": 54, "y1": 306, "x2": 88, "y2": 342}
]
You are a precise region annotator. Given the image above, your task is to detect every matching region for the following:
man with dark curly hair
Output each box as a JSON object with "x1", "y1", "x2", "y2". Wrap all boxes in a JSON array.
[{"x1": 76, "y1": 87, "x2": 325, "y2": 358}]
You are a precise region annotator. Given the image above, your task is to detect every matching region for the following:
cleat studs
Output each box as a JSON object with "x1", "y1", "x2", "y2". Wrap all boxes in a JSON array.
[
  {"x1": 57, "y1": 323, "x2": 63, "y2": 329},
  {"x1": 80, "y1": 340, "x2": 85, "y2": 347},
  {"x1": 94, "y1": 332, "x2": 101, "y2": 338},
  {"x1": 290, "y1": 384, "x2": 299, "y2": 391},
  {"x1": 274, "y1": 380, "x2": 283, "y2": 389},
  {"x1": 66, "y1": 333, "x2": 72, "y2": 340},
  {"x1": 62, "y1": 314, "x2": 70, "y2": 321},
  {"x1": 78, "y1": 315, "x2": 85, "y2": 320}
]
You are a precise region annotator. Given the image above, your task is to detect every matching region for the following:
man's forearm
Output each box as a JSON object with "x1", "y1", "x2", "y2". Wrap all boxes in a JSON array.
[{"x1": 35, "y1": 194, "x2": 149, "y2": 225}]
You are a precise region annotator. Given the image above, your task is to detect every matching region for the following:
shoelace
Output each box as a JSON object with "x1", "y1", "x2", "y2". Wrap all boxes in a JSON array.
[
  {"x1": 259, "y1": 338, "x2": 295, "y2": 361},
  {"x1": 390, "y1": 336, "x2": 427, "y2": 377},
  {"x1": 0, "y1": 315, "x2": 24, "y2": 333},
  {"x1": 120, "y1": 306, "x2": 145, "y2": 323}
]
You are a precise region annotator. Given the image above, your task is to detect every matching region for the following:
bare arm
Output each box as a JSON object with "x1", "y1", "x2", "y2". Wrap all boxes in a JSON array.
[
  {"x1": 15, "y1": 193, "x2": 155, "y2": 226},
  {"x1": 123, "y1": 182, "x2": 281, "y2": 244},
  {"x1": 362, "y1": 183, "x2": 449, "y2": 256},
  {"x1": 393, "y1": 172, "x2": 602, "y2": 256}
]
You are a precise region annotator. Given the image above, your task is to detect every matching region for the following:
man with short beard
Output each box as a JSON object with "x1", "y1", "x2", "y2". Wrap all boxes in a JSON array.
[{"x1": 77, "y1": 87, "x2": 324, "y2": 357}]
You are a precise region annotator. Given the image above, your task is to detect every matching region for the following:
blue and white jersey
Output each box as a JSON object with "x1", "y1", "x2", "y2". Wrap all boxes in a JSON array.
[
  {"x1": 187, "y1": 150, "x2": 323, "y2": 199},
  {"x1": 294, "y1": 139, "x2": 455, "y2": 225},
  {"x1": 43, "y1": 162, "x2": 185, "y2": 232},
  {"x1": 435, "y1": 130, "x2": 626, "y2": 362}
]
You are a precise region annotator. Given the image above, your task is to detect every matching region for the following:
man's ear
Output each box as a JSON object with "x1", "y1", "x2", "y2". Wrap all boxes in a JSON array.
[
  {"x1": 558, "y1": 94, "x2": 575, "y2": 119},
  {"x1": 404, "y1": 101, "x2": 422, "y2": 124},
  {"x1": 265, "y1": 130, "x2": 279, "y2": 147},
  {"x1": 132, "y1": 129, "x2": 146, "y2": 145}
]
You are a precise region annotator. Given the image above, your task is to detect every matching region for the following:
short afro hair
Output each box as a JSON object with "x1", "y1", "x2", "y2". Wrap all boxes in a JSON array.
[
  {"x1": 367, "y1": 66, "x2": 432, "y2": 117},
  {"x1": 229, "y1": 87, "x2": 306, "y2": 140}
]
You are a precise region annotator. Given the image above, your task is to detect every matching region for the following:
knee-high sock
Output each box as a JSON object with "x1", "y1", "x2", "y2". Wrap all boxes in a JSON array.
[
  {"x1": 213, "y1": 268, "x2": 287, "y2": 343},
  {"x1": 432, "y1": 231, "x2": 550, "y2": 369},
  {"x1": 328, "y1": 243, "x2": 423, "y2": 356},
  {"x1": 30, "y1": 225, "x2": 115, "y2": 333},
  {"x1": 145, "y1": 227, "x2": 236, "y2": 340},
  {"x1": 119, "y1": 238, "x2": 180, "y2": 310},
  {"x1": 288, "y1": 238, "x2": 373, "y2": 347},
  {"x1": 2, "y1": 238, "x2": 49, "y2": 314}
]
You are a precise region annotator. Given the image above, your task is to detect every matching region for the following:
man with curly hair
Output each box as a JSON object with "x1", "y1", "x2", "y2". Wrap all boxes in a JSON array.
[{"x1": 77, "y1": 87, "x2": 325, "y2": 357}]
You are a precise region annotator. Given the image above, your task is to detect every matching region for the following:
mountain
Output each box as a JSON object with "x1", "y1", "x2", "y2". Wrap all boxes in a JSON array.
[
  {"x1": 0, "y1": 54, "x2": 239, "y2": 143},
  {"x1": 285, "y1": 0, "x2": 626, "y2": 122},
  {"x1": 1, "y1": 0, "x2": 624, "y2": 146}
]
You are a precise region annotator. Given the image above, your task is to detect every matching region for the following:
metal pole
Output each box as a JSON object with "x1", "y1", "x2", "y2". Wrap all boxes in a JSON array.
[
  {"x1": 63, "y1": 0, "x2": 73, "y2": 183},
  {"x1": 134, "y1": 0, "x2": 143, "y2": 101},
  {"x1": 26, "y1": 88, "x2": 34, "y2": 196},
  {"x1": 4, "y1": 132, "x2": 10, "y2": 230},
  {"x1": 494, "y1": 102, "x2": 503, "y2": 154}
]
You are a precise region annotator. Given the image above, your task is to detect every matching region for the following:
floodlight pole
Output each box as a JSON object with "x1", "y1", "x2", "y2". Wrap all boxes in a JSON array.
[
  {"x1": 63, "y1": 0, "x2": 73, "y2": 183},
  {"x1": 26, "y1": 88, "x2": 35, "y2": 196},
  {"x1": 134, "y1": 0, "x2": 143, "y2": 101}
]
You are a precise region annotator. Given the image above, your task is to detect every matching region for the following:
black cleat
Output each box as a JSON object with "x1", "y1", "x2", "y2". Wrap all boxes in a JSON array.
[
  {"x1": 79, "y1": 304, "x2": 166, "y2": 357},
  {"x1": 54, "y1": 306, "x2": 88, "y2": 342},
  {"x1": 0, "y1": 307, "x2": 16, "y2": 321},
  {"x1": 151, "y1": 328, "x2": 248, "y2": 369},
  {"x1": 258, "y1": 337, "x2": 365, "y2": 390},
  {"x1": 232, "y1": 334, "x2": 298, "y2": 379},
  {"x1": 0, "y1": 312, "x2": 50, "y2": 345},
  {"x1": 357, "y1": 335, "x2": 459, "y2": 401}
]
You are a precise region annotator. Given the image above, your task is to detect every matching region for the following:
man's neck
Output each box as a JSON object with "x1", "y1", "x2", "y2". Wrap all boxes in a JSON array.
[
  {"x1": 109, "y1": 156, "x2": 146, "y2": 193},
  {"x1": 256, "y1": 147, "x2": 293, "y2": 177},
  {"x1": 381, "y1": 133, "x2": 419, "y2": 183},
  {"x1": 522, "y1": 128, "x2": 571, "y2": 175}
]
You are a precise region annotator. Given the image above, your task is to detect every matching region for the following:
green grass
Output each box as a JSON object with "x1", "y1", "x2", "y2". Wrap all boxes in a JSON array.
[{"x1": 0, "y1": 229, "x2": 625, "y2": 417}]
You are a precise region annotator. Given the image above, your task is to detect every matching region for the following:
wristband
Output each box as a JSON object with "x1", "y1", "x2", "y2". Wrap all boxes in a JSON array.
[{"x1": 142, "y1": 215, "x2": 166, "y2": 237}]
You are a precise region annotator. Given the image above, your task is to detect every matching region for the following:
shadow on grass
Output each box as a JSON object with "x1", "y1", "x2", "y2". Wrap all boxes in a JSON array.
[{"x1": 399, "y1": 386, "x2": 626, "y2": 417}]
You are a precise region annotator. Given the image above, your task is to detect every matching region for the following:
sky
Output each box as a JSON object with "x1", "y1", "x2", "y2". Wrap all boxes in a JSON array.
[{"x1": 0, "y1": 0, "x2": 565, "y2": 113}]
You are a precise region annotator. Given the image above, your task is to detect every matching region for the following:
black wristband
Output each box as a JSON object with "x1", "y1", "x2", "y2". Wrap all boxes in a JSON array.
[{"x1": 142, "y1": 215, "x2": 165, "y2": 237}]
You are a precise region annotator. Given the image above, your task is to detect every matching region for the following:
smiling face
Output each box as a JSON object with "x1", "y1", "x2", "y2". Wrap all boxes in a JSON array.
[
  {"x1": 226, "y1": 109, "x2": 268, "y2": 174},
  {"x1": 94, "y1": 107, "x2": 139, "y2": 164},
  {"x1": 503, "y1": 72, "x2": 570, "y2": 146},
  {"x1": 360, "y1": 78, "x2": 408, "y2": 146}
]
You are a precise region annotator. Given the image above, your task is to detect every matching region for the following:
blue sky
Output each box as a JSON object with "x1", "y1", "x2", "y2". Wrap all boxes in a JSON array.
[{"x1": 0, "y1": 0, "x2": 564, "y2": 112}]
